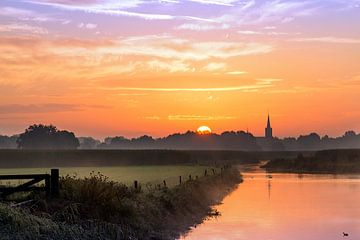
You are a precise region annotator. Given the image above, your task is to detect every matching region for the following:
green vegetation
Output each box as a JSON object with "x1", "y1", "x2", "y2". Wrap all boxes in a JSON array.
[
  {"x1": 0, "y1": 149, "x2": 259, "y2": 168},
  {"x1": 0, "y1": 167, "x2": 242, "y2": 239},
  {"x1": 0, "y1": 165, "x2": 213, "y2": 188},
  {"x1": 263, "y1": 149, "x2": 360, "y2": 173}
]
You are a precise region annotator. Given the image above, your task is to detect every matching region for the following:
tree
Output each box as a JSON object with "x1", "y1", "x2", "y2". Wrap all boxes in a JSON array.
[
  {"x1": 17, "y1": 124, "x2": 79, "y2": 149},
  {"x1": 297, "y1": 133, "x2": 321, "y2": 150},
  {"x1": 78, "y1": 137, "x2": 101, "y2": 149}
]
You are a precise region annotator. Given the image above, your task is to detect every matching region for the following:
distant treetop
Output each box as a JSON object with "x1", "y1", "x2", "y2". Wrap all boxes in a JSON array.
[{"x1": 17, "y1": 124, "x2": 79, "y2": 150}]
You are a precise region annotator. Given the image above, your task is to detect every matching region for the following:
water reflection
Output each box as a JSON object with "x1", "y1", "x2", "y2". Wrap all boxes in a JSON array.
[{"x1": 182, "y1": 165, "x2": 360, "y2": 240}]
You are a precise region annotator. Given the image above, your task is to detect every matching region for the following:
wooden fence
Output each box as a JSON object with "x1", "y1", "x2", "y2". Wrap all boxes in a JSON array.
[{"x1": 0, "y1": 169, "x2": 59, "y2": 199}]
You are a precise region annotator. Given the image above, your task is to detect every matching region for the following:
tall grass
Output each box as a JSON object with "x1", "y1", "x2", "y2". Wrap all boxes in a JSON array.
[{"x1": 1, "y1": 167, "x2": 242, "y2": 239}]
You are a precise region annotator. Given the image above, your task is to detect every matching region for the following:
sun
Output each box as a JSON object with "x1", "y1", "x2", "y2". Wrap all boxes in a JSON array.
[{"x1": 197, "y1": 126, "x2": 212, "y2": 135}]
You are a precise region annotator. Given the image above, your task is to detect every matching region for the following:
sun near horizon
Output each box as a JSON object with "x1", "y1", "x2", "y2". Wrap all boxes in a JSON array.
[
  {"x1": 197, "y1": 126, "x2": 212, "y2": 135},
  {"x1": 0, "y1": 0, "x2": 359, "y2": 139}
]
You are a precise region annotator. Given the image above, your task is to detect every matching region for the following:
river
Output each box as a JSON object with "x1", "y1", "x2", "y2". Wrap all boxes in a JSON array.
[{"x1": 182, "y1": 164, "x2": 360, "y2": 240}]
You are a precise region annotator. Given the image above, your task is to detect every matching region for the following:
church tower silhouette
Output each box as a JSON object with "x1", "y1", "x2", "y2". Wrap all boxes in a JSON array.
[{"x1": 265, "y1": 114, "x2": 273, "y2": 139}]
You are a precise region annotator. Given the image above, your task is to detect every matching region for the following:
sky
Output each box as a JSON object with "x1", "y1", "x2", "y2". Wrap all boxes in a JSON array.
[{"x1": 0, "y1": 0, "x2": 359, "y2": 139}]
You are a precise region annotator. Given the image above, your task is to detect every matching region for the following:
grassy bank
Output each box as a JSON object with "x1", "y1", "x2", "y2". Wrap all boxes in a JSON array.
[
  {"x1": 0, "y1": 167, "x2": 242, "y2": 239},
  {"x1": 262, "y1": 149, "x2": 360, "y2": 173}
]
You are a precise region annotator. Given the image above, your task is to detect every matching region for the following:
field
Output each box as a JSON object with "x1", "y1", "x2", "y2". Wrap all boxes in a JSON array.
[
  {"x1": 0, "y1": 165, "x2": 214, "y2": 188},
  {"x1": 0, "y1": 149, "x2": 261, "y2": 168}
]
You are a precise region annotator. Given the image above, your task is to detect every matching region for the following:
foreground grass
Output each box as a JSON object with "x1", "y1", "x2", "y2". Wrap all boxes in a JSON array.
[{"x1": 0, "y1": 167, "x2": 242, "y2": 240}]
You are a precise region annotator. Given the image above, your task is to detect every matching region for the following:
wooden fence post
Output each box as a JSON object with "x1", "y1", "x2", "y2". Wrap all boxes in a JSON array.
[
  {"x1": 45, "y1": 175, "x2": 51, "y2": 197},
  {"x1": 134, "y1": 180, "x2": 138, "y2": 189},
  {"x1": 204, "y1": 169, "x2": 207, "y2": 176},
  {"x1": 50, "y1": 169, "x2": 59, "y2": 198},
  {"x1": 163, "y1": 180, "x2": 167, "y2": 187},
  {"x1": 179, "y1": 176, "x2": 182, "y2": 185}
]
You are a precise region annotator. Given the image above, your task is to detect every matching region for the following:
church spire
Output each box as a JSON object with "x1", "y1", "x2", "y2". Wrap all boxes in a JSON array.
[{"x1": 265, "y1": 114, "x2": 273, "y2": 139}]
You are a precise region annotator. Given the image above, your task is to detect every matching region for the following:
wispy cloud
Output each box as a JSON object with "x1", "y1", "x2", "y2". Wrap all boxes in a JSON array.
[
  {"x1": 99, "y1": 85, "x2": 271, "y2": 92},
  {"x1": 0, "y1": 103, "x2": 107, "y2": 114},
  {"x1": 168, "y1": 115, "x2": 236, "y2": 121},
  {"x1": 78, "y1": 22, "x2": 97, "y2": 29},
  {"x1": 0, "y1": 6, "x2": 66, "y2": 23},
  {"x1": 25, "y1": 0, "x2": 215, "y2": 21},
  {"x1": 227, "y1": 71, "x2": 247, "y2": 75},
  {"x1": 292, "y1": 36, "x2": 360, "y2": 44},
  {"x1": 0, "y1": 23, "x2": 48, "y2": 35},
  {"x1": 186, "y1": 0, "x2": 238, "y2": 6},
  {"x1": 49, "y1": 35, "x2": 273, "y2": 61},
  {"x1": 217, "y1": 0, "x2": 319, "y2": 26},
  {"x1": 176, "y1": 23, "x2": 229, "y2": 31},
  {"x1": 26, "y1": 0, "x2": 145, "y2": 10},
  {"x1": 203, "y1": 62, "x2": 227, "y2": 71},
  {"x1": 144, "y1": 116, "x2": 161, "y2": 120},
  {"x1": 146, "y1": 60, "x2": 192, "y2": 72},
  {"x1": 238, "y1": 30, "x2": 261, "y2": 35},
  {"x1": 0, "y1": 7, "x2": 35, "y2": 18}
]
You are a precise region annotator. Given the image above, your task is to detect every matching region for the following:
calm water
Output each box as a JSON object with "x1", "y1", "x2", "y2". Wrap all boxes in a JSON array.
[{"x1": 182, "y1": 165, "x2": 360, "y2": 240}]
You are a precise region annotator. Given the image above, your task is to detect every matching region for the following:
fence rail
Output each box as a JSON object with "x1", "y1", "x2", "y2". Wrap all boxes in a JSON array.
[{"x1": 0, "y1": 169, "x2": 59, "y2": 199}]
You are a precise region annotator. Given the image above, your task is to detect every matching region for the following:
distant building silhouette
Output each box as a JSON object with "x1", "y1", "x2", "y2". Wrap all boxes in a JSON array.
[
  {"x1": 256, "y1": 114, "x2": 278, "y2": 151},
  {"x1": 265, "y1": 114, "x2": 273, "y2": 139}
]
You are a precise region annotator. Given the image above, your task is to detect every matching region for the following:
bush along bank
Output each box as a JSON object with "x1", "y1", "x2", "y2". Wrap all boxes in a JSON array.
[{"x1": 0, "y1": 166, "x2": 242, "y2": 240}]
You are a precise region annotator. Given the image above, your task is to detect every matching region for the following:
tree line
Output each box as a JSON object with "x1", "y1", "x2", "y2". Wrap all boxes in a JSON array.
[{"x1": 0, "y1": 124, "x2": 360, "y2": 151}]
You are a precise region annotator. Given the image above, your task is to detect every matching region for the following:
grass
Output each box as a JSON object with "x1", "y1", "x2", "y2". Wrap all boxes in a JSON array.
[
  {"x1": 263, "y1": 149, "x2": 360, "y2": 173},
  {"x1": 0, "y1": 165, "x2": 212, "y2": 188},
  {"x1": 0, "y1": 149, "x2": 259, "y2": 168},
  {"x1": 0, "y1": 166, "x2": 242, "y2": 239}
]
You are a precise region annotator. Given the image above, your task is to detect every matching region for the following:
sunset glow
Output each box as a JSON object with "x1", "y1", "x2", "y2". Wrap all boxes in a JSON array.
[{"x1": 0, "y1": 0, "x2": 359, "y2": 138}]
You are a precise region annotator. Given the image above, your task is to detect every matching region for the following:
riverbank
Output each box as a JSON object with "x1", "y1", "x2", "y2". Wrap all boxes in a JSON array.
[
  {"x1": 0, "y1": 167, "x2": 242, "y2": 239},
  {"x1": 262, "y1": 149, "x2": 360, "y2": 173}
]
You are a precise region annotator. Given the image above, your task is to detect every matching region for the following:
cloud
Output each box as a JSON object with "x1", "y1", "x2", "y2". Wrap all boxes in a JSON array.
[
  {"x1": 168, "y1": 115, "x2": 236, "y2": 121},
  {"x1": 0, "y1": 104, "x2": 108, "y2": 114},
  {"x1": 0, "y1": 6, "x2": 66, "y2": 23},
  {"x1": 99, "y1": 85, "x2": 271, "y2": 92},
  {"x1": 256, "y1": 78, "x2": 283, "y2": 84},
  {"x1": 292, "y1": 36, "x2": 360, "y2": 44},
  {"x1": 146, "y1": 60, "x2": 192, "y2": 72},
  {"x1": 186, "y1": 0, "x2": 238, "y2": 6},
  {"x1": 0, "y1": 7, "x2": 35, "y2": 18},
  {"x1": 0, "y1": 23, "x2": 48, "y2": 35},
  {"x1": 217, "y1": 0, "x2": 319, "y2": 26},
  {"x1": 145, "y1": 116, "x2": 161, "y2": 120},
  {"x1": 0, "y1": 104, "x2": 79, "y2": 114},
  {"x1": 26, "y1": 0, "x2": 145, "y2": 9},
  {"x1": 203, "y1": 62, "x2": 227, "y2": 71},
  {"x1": 227, "y1": 71, "x2": 247, "y2": 75},
  {"x1": 176, "y1": 23, "x2": 229, "y2": 31},
  {"x1": 238, "y1": 30, "x2": 262, "y2": 35},
  {"x1": 78, "y1": 22, "x2": 97, "y2": 29},
  {"x1": 25, "y1": 0, "x2": 214, "y2": 21},
  {"x1": 49, "y1": 35, "x2": 273, "y2": 61}
]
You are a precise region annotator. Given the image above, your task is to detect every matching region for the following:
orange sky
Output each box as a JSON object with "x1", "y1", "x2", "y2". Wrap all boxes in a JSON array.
[{"x1": 0, "y1": 0, "x2": 360, "y2": 138}]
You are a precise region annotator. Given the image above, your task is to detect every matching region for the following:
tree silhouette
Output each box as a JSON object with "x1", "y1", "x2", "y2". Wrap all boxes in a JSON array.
[{"x1": 17, "y1": 124, "x2": 79, "y2": 149}]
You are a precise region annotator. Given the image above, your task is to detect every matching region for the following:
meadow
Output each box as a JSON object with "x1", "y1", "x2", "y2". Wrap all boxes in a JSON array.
[{"x1": 0, "y1": 165, "x2": 212, "y2": 188}]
